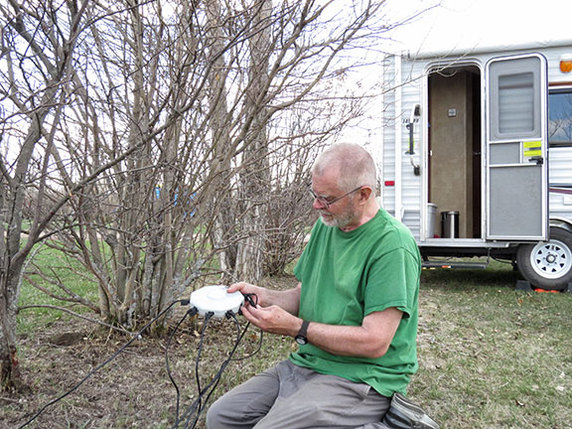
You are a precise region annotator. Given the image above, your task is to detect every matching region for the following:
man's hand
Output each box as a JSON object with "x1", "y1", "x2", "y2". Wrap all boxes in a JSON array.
[
  {"x1": 227, "y1": 282, "x2": 266, "y2": 306},
  {"x1": 239, "y1": 303, "x2": 301, "y2": 337},
  {"x1": 228, "y1": 281, "x2": 302, "y2": 316}
]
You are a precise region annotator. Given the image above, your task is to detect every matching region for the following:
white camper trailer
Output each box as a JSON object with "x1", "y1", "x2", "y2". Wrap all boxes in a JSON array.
[{"x1": 381, "y1": 40, "x2": 572, "y2": 290}]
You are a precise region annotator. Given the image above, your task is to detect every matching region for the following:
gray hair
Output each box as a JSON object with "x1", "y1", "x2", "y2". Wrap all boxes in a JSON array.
[{"x1": 312, "y1": 143, "x2": 377, "y2": 191}]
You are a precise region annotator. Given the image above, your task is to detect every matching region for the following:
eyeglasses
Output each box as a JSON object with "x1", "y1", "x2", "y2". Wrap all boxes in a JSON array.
[{"x1": 309, "y1": 186, "x2": 363, "y2": 209}]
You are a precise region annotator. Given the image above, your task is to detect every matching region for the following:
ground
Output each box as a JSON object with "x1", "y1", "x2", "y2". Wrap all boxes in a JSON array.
[
  {"x1": 2, "y1": 277, "x2": 297, "y2": 429},
  {"x1": 2, "y1": 270, "x2": 571, "y2": 429}
]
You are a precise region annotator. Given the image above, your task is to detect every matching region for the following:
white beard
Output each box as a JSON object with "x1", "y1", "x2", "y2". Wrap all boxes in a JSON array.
[{"x1": 318, "y1": 209, "x2": 356, "y2": 229}]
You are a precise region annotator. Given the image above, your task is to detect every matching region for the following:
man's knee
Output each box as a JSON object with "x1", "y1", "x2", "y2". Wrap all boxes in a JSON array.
[
  {"x1": 205, "y1": 396, "x2": 228, "y2": 429},
  {"x1": 205, "y1": 401, "x2": 218, "y2": 429},
  {"x1": 206, "y1": 393, "x2": 258, "y2": 429}
]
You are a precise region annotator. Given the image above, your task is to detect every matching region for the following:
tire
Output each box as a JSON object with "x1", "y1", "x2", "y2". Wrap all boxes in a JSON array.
[{"x1": 516, "y1": 227, "x2": 572, "y2": 291}]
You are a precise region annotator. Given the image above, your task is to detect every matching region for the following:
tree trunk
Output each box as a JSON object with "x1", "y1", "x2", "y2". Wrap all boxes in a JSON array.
[
  {"x1": 0, "y1": 0, "x2": 90, "y2": 389},
  {"x1": 204, "y1": 0, "x2": 240, "y2": 282},
  {"x1": 234, "y1": 0, "x2": 273, "y2": 282},
  {"x1": 0, "y1": 270, "x2": 26, "y2": 391},
  {"x1": 1, "y1": 111, "x2": 51, "y2": 390}
]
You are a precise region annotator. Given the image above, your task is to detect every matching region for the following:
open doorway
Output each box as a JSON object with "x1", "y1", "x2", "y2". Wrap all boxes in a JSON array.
[{"x1": 427, "y1": 65, "x2": 482, "y2": 238}]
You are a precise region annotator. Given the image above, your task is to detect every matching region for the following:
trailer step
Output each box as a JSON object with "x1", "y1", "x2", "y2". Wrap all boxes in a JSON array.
[{"x1": 422, "y1": 261, "x2": 489, "y2": 270}]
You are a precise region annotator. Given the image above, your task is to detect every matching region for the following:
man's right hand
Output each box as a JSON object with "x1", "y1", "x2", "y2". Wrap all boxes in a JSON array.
[{"x1": 227, "y1": 282, "x2": 266, "y2": 307}]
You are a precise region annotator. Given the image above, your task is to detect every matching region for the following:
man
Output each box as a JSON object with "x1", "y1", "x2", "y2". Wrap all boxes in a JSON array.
[{"x1": 206, "y1": 143, "x2": 422, "y2": 429}]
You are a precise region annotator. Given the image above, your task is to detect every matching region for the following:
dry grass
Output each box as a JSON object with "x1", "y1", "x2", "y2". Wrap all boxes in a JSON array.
[
  {"x1": 2, "y1": 267, "x2": 571, "y2": 428},
  {"x1": 414, "y1": 263, "x2": 571, "y2": 429}
]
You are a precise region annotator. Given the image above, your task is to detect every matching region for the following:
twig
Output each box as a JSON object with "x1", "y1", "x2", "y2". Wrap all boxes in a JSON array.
[{"x1": 18, "y1": 305, "x2": 131, "y2": 335}]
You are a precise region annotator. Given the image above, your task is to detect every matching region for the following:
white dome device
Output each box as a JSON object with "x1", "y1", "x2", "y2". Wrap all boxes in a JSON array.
[{"x1": 189, "y1": 285, "x2": 244, "y2": 318}]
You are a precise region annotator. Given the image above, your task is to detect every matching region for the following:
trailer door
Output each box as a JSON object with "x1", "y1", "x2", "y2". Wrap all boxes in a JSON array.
[{"x1": 485, "y1": 54, "x2": 548, "y2": 240}]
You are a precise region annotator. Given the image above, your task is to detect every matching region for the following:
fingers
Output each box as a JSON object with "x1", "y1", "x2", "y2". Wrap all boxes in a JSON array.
[
  {"x1": 227, "y1": 281, "x2": 252, "y2": 293},
  {"x1": 240, "y1": 305, "x2": 295, "y2": 337},
  {"x1": 239, "y1": 302, "x2": 263, "y2": 327},
  {"x1": 228, "y1": 282, "x2": 262, "y2": 307}
]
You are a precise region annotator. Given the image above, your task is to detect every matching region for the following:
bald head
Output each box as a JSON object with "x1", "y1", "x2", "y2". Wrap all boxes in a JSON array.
[{"x1": 312, "y1": 143, "x2": 377, "y2": 192}]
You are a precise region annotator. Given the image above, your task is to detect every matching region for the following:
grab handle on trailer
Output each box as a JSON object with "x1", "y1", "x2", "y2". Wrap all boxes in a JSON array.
[
  {"x1": 405, "y1": 104, "x2": 420, "y2": 155},
  {"x1": 406, "y1": 104, "x2": 421, "y2": 175},
  {"x1": 406, "y1": 122, "x2": 414, "y2": 154}
]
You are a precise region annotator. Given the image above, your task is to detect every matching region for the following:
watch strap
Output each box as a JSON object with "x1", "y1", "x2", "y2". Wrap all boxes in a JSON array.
[
  {"x1": 298, "y1": 320, "x2": 309, "y2": 336},
  {"x1": 295, "y1": 320, "x2": 310, "y2": 343}
]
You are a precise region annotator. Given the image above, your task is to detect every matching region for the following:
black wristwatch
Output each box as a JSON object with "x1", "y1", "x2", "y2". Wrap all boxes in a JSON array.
[{"x1": 295, "y1": 320, "x2": 310, "y2": 345}]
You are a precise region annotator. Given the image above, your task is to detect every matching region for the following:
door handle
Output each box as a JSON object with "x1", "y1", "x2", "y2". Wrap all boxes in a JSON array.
[{"x1": 528, "y1": 156, "x2": 543, "y2": 165}]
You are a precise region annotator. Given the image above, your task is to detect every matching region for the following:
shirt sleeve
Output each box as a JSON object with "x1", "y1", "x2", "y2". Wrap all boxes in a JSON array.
[{"x1": 364, "y1": 247, "x2": 420, "y2": 318}]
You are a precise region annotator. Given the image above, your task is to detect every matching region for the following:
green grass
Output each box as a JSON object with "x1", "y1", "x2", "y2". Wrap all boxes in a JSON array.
[
  {"x1": 412, "y1": 261, "x2": 572, "y2": 429},
  {"x1": 18, "y1": 245, "x2": 99, "y2": 335}
]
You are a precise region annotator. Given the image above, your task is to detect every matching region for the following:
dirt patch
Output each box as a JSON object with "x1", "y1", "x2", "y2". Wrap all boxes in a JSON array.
[{"x1": 47, "y1": 332, "x2": 87, "y2": 347}]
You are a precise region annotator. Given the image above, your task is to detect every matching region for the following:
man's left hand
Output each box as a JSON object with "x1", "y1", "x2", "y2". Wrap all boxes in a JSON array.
[{"x1": 240, "y1": 303, "x2": 300, "y2": 337}]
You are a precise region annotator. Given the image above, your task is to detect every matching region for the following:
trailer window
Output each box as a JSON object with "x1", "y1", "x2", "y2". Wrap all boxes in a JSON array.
[
  {"x1": 549, "y1": 90, "x2": 572, "y2": 147},
  {"x1": 498, "y1": 72, "x2": 534, "y2": 133}
]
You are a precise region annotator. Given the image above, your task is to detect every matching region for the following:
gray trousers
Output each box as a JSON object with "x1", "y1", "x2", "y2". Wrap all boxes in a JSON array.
[{"x1": 206, "y1": 360, "x2": 391, "y2": 429}]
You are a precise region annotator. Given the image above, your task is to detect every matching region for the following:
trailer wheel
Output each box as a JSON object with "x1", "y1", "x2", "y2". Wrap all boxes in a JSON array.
[{"x1": 516, "y1": 227, "x2": 572, "y2": 290}]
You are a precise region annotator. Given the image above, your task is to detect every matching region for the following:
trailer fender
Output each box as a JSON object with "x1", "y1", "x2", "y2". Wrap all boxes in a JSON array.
[{"x1": 549, "y1": 217, "x2": 572, "y2": 234}]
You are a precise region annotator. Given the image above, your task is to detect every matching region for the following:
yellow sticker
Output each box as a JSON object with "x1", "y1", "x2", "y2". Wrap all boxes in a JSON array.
[
  {"x1": 523, "y1": 140, "x2": 542, "y2": 148},
  {"x1": 524, "y1": 150, "x2": 542, "y2": 157}
]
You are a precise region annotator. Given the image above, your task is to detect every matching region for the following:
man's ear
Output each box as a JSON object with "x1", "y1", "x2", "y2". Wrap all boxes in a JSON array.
[{"x1": 359, "y1": 186, "x2": 373, "y2": 202}]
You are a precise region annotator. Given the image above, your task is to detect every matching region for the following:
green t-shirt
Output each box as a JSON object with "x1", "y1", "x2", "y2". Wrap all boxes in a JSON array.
[{"x1": 290, "y1": 209, "x2": 421, "y2": 396}]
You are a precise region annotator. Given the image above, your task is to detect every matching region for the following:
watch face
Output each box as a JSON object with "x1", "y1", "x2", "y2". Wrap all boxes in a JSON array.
[{"x1": 295, "y1": 335, "x2": 307, "y2": 345}]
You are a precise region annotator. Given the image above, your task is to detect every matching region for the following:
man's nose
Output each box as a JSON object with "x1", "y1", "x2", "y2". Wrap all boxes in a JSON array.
[{"x1": 312, "y1": 198, "x2": 328, "y2": 210}]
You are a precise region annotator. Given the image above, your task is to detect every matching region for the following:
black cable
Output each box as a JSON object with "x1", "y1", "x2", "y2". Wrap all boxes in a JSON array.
[
  {"x1": 18, "y1": 299, "x2": 188, "y2": 429},
  {"x1": 187, "y1": 311, "x2": 243, "y2": 429},
  {"x1": 230, "y1": 322, "x2": 263, "y2": 362},
  {"x1": 170, "y1": 310, "x2": 216, "y2": 429},
  {"x1": 166, "y1": 307, "x2": 198, "y2": 428},
  {"x1": 176, "y1": 313, "x2": 237, "y2": 427},
  {"x1": 194, "y1": 312, "x2": 243, "y2": 416},
  {"x1": 178, "y1": 310, "x2": 261, "y2": 429},
  {"x1": 194, "y1": 311, "x2": 214, "y2": 422},
  {"x1": 182, "y1": 296, "x2": 264, "y2": 427},
  {"x1": 231, "y1": 293, "x2": 263, "y2": 362}
]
